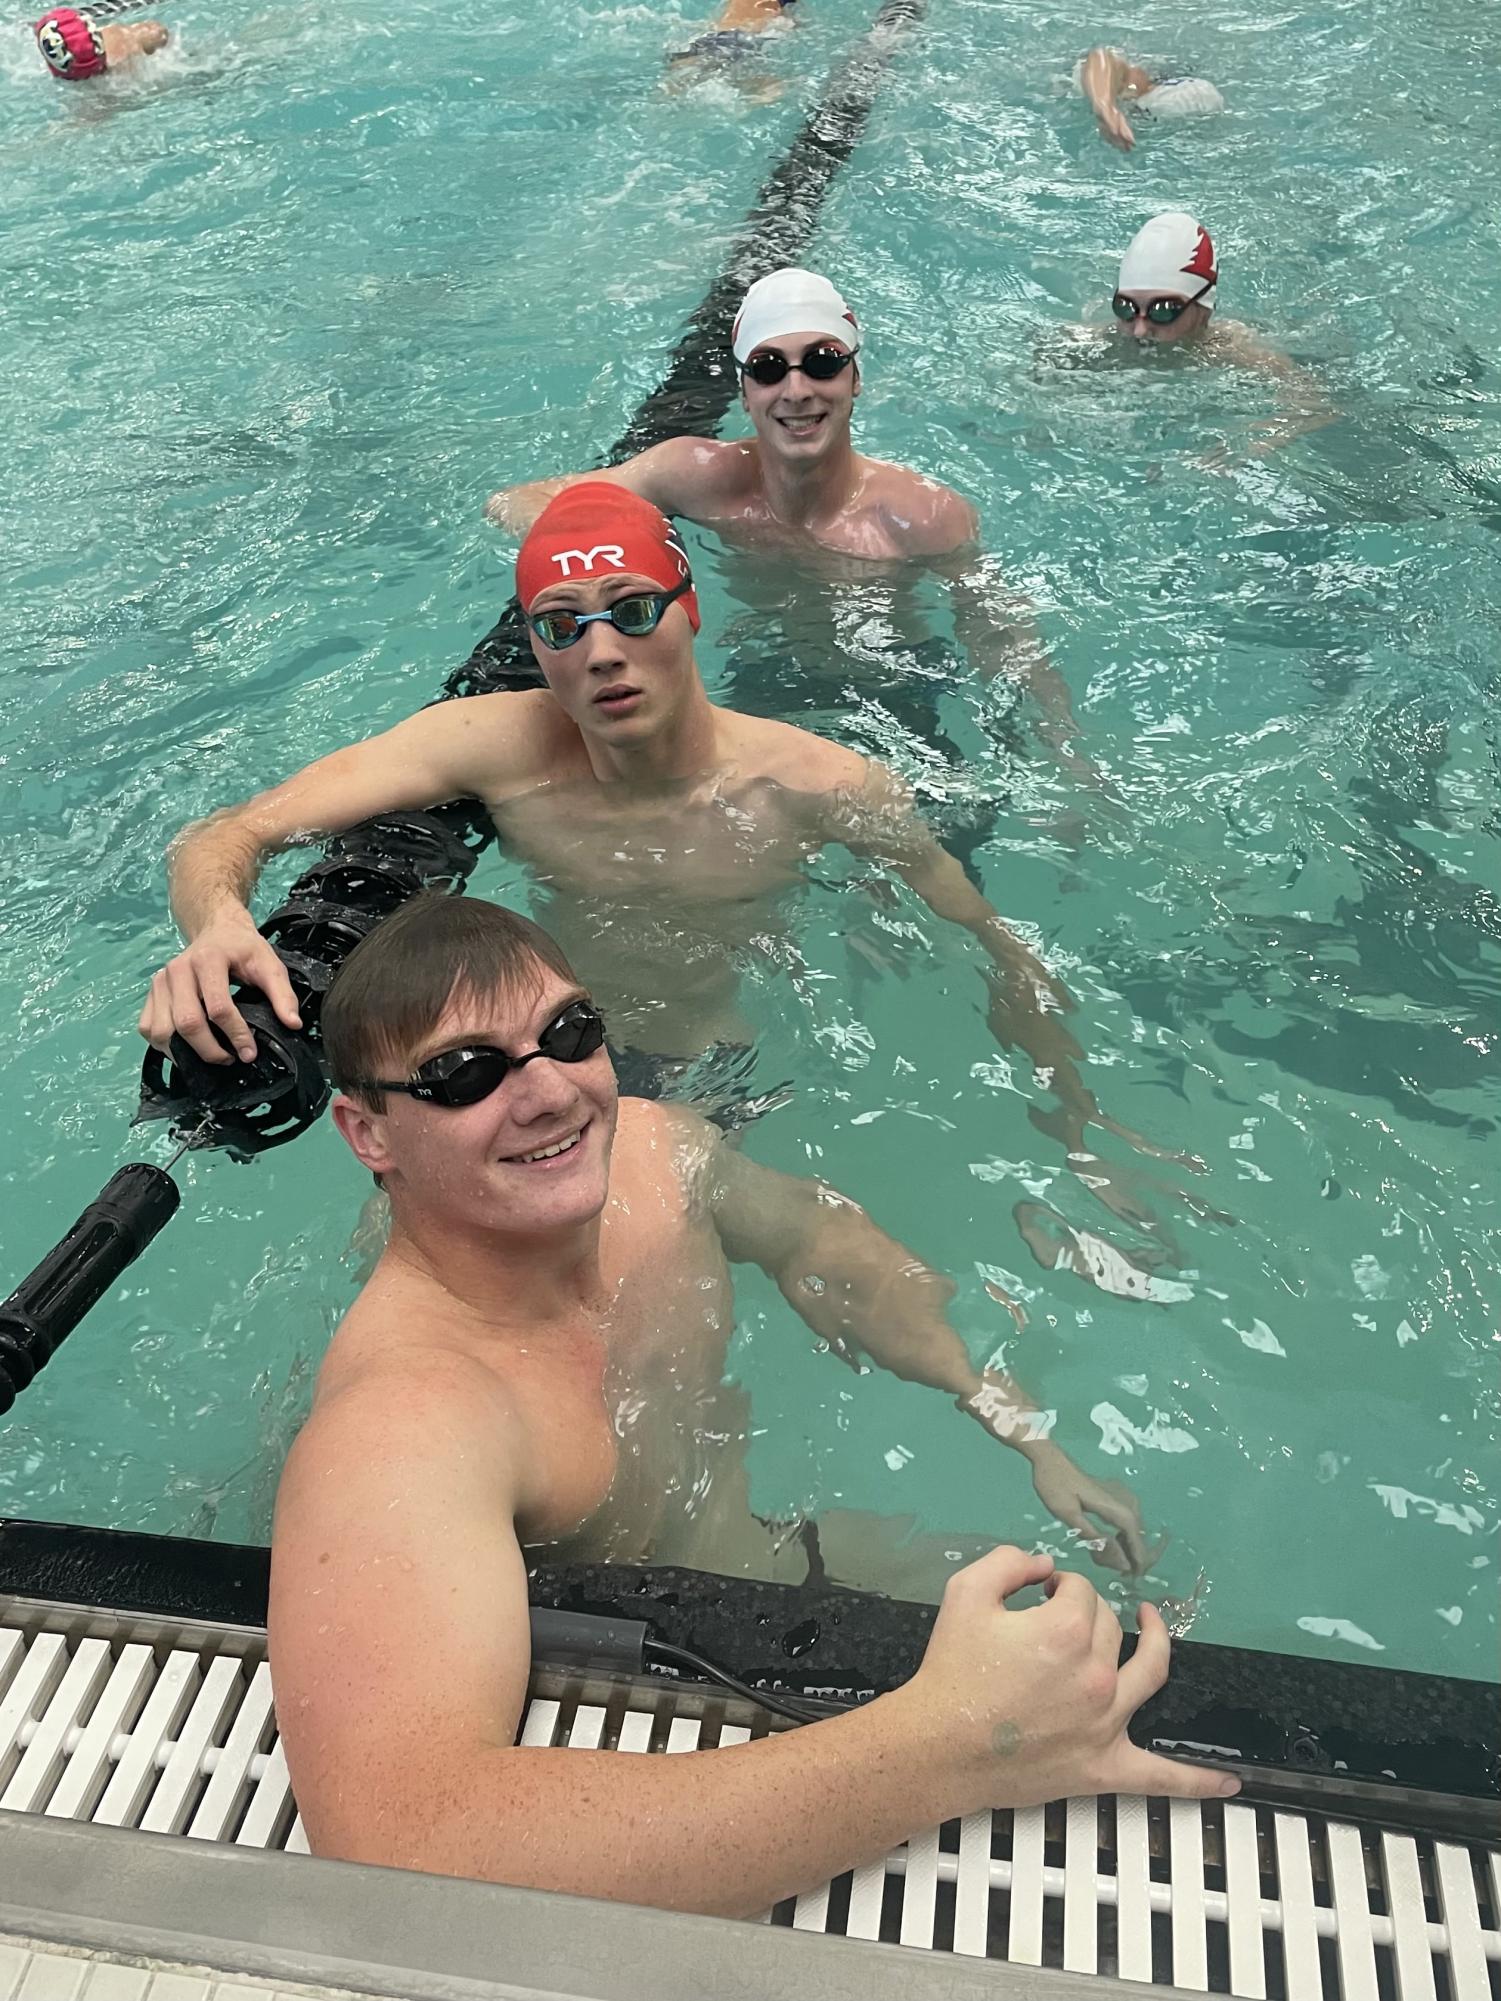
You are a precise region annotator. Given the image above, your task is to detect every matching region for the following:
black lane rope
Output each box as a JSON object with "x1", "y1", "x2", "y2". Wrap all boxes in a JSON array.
[
  {"x1": 615, "y1": 0, "x2": 924, "y2": 455},
  {"x1": 0, "y1": 0, "x2": 929, "y2": 1415},
  {"x1": 453, "y1": 0, "x2": 927, "y2": 696}
]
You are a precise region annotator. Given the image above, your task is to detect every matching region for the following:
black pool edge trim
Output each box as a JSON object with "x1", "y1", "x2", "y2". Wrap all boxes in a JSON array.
[{"x1": 2, "y1": 1517, "x2": 1496, "y2": 1842}]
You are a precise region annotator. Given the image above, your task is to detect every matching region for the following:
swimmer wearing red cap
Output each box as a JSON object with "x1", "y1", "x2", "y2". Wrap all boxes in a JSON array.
[
  {"x1": 490, "y1": 268, "x2": 1095, "y2": 782},
  {"x1": 665, "y1": 0, "x2": 797, "y2": 100},
  {"x1": 142, "y1": 480, "x2": 1196, "y2": 1230},
  {"x1": 34, "y1": 6, "x2": 168, "y2": 79}
]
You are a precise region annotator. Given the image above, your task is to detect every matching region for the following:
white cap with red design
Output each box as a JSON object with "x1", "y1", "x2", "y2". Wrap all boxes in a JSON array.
[{"x1": 1117, "y1": 212, "x2": 1218, "y2": 314}]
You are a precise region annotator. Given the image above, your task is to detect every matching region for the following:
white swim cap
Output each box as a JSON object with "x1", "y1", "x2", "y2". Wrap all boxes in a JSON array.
[
  {"x1": 1136, "y1": 77, "x2": 1225, "y2": 120},
  {"x1": 1117, "y1": 211, "x2": 1218, "y2": 313},
  {"x1": 731, "y1": 268, "x2": 862, "y2": 364}
]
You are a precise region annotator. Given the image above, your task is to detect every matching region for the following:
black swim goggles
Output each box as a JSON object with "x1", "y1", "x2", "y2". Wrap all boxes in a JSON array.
[
  {"x1": 740, "y1": 342, "x2": 856, "y2": 387},
  {"x1": 526, "y1": 577, "x2": 691, "y2": 652},
  {"x1": 349, "y1": 1000, "x2": 607, "y2": 1107},
  {"x1": 1111, "y1": 280, "x2": 1212, "y2": 326}
]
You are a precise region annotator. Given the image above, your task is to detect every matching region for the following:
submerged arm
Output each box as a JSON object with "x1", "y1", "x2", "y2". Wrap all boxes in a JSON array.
[
  {"x1": 941, "y1": 555, "x2": 1105, "y2": 789},
  {"x1": 823, "y1": 767, "x2": 1202, "y2": 1208},
  {"x1": 1219, "y1": 329, "x2": 1338, "y2": 455},
  {"x1": 706, "y1": 1133, "x2": 1154, "y2": 1569}
]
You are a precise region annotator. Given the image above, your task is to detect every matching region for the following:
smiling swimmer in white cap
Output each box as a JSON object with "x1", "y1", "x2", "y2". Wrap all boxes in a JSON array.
[
  {"x1": 491, "y1": 270, "x2": 966, "y2": 564},
  {"x1": 489, "y1": 267, "x2": 1099, "y2": 784},
  {"x1": 1074, "y1": 46, "x2": 1224, "y2": 152}
]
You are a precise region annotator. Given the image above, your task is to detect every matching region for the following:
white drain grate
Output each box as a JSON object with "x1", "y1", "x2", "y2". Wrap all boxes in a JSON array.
[{"x1": 2, "y1": 1613, "x2": 1497, "y2": 1999}]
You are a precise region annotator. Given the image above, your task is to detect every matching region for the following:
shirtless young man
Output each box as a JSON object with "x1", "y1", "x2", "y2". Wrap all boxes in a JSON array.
[
  {"x1": 269, "y1": 893, "x2": 1236, "y2": 1913},
  {"x1": 487, "y1": 267, "x2": 1091, "y2": 772},
  {"x1": 139, "y1": 483, "x2": 1192, "y2": 1222}
]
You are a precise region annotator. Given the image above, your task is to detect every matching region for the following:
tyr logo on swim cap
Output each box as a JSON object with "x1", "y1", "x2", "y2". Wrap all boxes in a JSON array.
[
  {"x1": 1118, "y1": 211, "x2": 1218, "y2": 313},
  {"x1": 516, "y1": 484, "x2": 701, "y2": 633},
  {"x1": 731, "y1": 268, "x2": 862, "y2": 365},
  {"x1": 34, "y1": 6, "x2": 107, "y2": 78}
]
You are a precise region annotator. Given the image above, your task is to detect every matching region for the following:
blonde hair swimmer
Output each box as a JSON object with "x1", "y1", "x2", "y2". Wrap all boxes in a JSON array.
[
  {"x1": 34, "y1": 6, "x2": 168, "y2": 79},
  {"x1": 1074, "y1": 45, "x2": 1223, "y2": 151}
]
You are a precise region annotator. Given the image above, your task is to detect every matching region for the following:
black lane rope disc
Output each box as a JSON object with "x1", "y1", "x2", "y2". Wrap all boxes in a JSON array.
[
  {"x1": 0, "y1": 0, "x2": 929, "y2": 1414},
  {"x1": 453, "y1": 0, "x2": 928, "y2": 697}
]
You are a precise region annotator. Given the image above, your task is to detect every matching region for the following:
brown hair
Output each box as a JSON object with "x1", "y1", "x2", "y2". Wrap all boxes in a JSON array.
[{"x1": 322, "y1": 894, "x2": 579, "y2": 1109}]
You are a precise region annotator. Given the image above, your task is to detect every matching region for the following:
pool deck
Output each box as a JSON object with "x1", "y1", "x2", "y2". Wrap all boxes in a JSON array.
[
  {"x1": 2, "y1": 1808, "x2": 1141, "y2": 2001},
  {"x1": 1, "y1": 1528, "x2": 1496, "y2": 2001}
]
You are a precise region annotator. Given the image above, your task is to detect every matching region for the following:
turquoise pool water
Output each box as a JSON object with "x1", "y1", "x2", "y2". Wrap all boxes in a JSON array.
[{"x1": 1, "y1": 0, "x2": 1495, "y2": 1675}]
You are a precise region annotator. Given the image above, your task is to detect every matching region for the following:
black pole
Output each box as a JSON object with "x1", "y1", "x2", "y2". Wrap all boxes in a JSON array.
[{"x1": 0, "y1": 1166, "x2": 181, "y2": 1417}]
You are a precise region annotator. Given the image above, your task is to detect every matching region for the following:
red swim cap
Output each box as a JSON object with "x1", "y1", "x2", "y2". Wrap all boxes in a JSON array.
[
  {"x1": 516, "y1": 484, "x2": 700, "y2": 634},
  {"x1": 35, "y1": 7, "x2": 107, "y2": 78}
]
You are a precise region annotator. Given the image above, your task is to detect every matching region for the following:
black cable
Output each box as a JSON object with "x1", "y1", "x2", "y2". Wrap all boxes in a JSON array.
[{"x1": 645, "y1": 1638, "x2": 849, "y2": 1726}]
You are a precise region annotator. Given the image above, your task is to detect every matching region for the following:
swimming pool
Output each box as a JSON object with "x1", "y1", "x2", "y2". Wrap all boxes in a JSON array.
[{"x1": 0, "y1": 0, "x2": 1495, "y2": 1677}]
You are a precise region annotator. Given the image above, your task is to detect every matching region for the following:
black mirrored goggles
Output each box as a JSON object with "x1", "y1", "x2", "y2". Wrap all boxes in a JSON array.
[
  {"x1": 740, "y1": 342, "x2": 856, "y2": 387},
  {"x1": 526, "y1": 576, "x2": 690, "y2": 652},
  {"x1": 1111, "y1": 279, "x2": 1212, "y2": 326},
  {"x1": 348, "y1": 1000, "x2": 607, "y2": 1108}
]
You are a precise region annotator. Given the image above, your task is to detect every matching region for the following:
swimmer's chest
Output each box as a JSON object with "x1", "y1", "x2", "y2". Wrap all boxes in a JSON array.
[
  {"x1": 488, "y1": 778, "x2": 816, "y2": 903},
  {"x1": 515, "y1": 1205, "x2": 735, "y2": 1548},
  {"x1": 709, "y1": 508, "x2": 919, "y2": 576}
]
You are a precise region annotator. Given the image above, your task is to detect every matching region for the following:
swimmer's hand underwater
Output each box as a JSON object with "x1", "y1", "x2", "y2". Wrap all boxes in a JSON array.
[{"x1": 960, "y1": 1379, "x2": 1157, "y2": 1574}]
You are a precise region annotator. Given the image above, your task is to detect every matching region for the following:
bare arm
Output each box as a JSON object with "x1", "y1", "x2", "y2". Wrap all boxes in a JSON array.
[
  {"x1": 821, "y1": 766, "x2": 1203, "y2": 1233},
  {"x1": 704, "y1": 1131, "x2": 1157, "y2": 1571},
  {"x1": 141, "y1": 696, "x2": 529, "y2": 1061},
  {"x1": 1078, "y1": 47, "x2": 1144, "y2": 150},
  {"x1": 1220, "y1": 328, "x2": 1337, "y2": 454},
  {"x1": 826, "y1": 766, "x2": 1097, "y2": 1113},
  {"x1": 941, "y1": 556, "x2": 1105, "y2": 788},
  {"x1": 708, "y1": 1124, "x2": 995, "y2": 1395},
  {"x1": 484, "y1": 437, "x2": 736, "y2": 534},
  {"x1": 270, "y1": 1369, "x2": 1232, "y2": 1914}
]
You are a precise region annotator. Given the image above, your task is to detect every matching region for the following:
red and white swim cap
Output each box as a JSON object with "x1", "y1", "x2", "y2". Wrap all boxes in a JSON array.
[
  {"x1": 516, "y1": 484, "x2": 701, "y2": 633},
  {"x1": 1118, "y1": 212, "x2": 1218, "y2": 313},
  {"x1": 34, "y1": 7, "x2": 107, "y2": 79}
]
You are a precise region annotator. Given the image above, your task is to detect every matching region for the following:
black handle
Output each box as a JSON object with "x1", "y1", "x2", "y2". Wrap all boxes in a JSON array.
[{"x1": 0, "y1": 1165, "x2": 180, "y2": 1416}]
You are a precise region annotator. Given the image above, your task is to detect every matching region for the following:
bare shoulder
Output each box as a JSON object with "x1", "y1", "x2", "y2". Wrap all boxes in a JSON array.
[
  {"x1": 1209, "y1": 320, "x2": 1292, "y2": 374},
  {"x1": 430, "y1": 687, "x2": 576, "y2": 793},
  {"x1": 865, "y1": 457, "x2": 979, "y2": 559},
  {"x1": 289, "y1": 1339, "x2": 511, "y2": 1496},
  {"x1": 721, "y1": 708, "x2": 869, "y2": 796},
  {"x1": 629, "y1": 435, "x2": 758, "y2": 516},
  {"x1": 611, "y1": 1094, "x2": 720, "y2": 1211}
]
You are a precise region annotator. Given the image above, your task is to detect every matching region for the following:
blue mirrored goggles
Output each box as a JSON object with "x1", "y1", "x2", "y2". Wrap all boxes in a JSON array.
[{"x1": 526, "y1": 577, "x2": 691, "y2": 652}]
